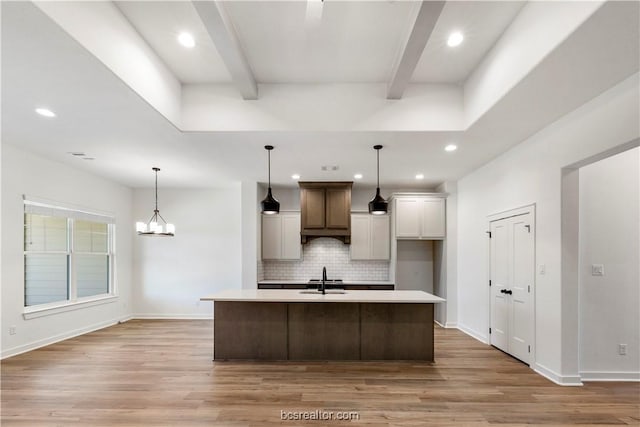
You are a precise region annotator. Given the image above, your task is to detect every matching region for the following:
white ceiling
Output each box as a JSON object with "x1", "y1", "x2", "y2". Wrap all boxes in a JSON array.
[
  {"x1": 116, "y1": 0, "x2": 524, "y2": 84},
  {"x1": 114, "y1": 1, "x2": 232, "y2": 84},
  {"x1": 2, "y1": 1, "x2": 638, "y2": 190},
  {"x1": 223, "y1": 1, "x2": 418, "y2": 83},
  {"x1": 411, "y1": 1, "x2": 525, "y2": 83}
]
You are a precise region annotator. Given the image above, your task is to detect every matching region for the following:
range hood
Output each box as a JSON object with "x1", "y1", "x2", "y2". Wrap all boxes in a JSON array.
[{"x1": 299, "y1": 182, "x2": 352, "y2": 244}]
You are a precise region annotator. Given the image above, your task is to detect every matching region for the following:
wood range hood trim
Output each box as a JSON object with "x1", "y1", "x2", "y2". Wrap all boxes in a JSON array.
[{"x1": 299, "y1": 181, "x2": 353, "y2": 245}]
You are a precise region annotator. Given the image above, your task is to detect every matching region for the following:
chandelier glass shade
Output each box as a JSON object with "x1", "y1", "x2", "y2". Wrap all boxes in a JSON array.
[{"x1": 136, "y1": 167, "x2": 175, "y2": 236}]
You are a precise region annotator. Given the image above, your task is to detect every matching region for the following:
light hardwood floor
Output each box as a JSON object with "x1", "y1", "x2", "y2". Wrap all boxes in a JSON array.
[{"x1": 1, "y1": 320, "x2": 638, "y2": 426}]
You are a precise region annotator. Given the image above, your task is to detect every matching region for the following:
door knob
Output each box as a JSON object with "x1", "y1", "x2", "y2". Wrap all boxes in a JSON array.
[
  {"x1": 504, "y1": 289, "x2": 513, "y2": 295},
  {"x1": 500, "y1": 289, "x2": 507, "y2": 294}
]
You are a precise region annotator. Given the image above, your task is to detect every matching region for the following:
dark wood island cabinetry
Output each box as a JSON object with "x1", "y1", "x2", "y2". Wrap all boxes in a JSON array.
[{"x1": 202, "y1": 290, "x2": 444, "y2": 362}]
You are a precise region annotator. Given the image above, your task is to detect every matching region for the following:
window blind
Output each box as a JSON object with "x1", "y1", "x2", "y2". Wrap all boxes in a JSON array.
[{"x1": 23, "y1": 196, "x2": 115, "y2": 224}]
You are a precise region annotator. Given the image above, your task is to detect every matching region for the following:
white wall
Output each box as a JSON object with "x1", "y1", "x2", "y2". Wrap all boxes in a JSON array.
[
  {"x1": 182, "y1": 83, "x2": 463, "y2": 132},
  {"x1": 241, "y1": 181, "x2": 259, "y2": 289},
  {"x1": 395, "y1": 240, "x2": 434, "y2": 293},
  {"x1": 132, "y1": 186, "x2": 242, "y2": 318},
  {"x1": 579, "y1": 147, "x2": 640, "y2": 380},
  {"x1": 1, "y1": 144, "x2": 133, "y2": 358},
  {"x1": 436, "y1": 181, "x2": 458, "y2": 328},
  {"x1": 456, "y1": 74, "x2": 639, "y2": 384}
]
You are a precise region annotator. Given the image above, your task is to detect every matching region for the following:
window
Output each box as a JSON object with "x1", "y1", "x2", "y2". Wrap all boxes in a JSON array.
[{"x1": 24, "y1": 198, "x2": 115, "y2": 308}]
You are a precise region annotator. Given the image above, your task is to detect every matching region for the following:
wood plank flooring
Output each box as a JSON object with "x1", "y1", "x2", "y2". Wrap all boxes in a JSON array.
[{"x1": 1, "y1": 320, "x2": 638, "y2": 426}]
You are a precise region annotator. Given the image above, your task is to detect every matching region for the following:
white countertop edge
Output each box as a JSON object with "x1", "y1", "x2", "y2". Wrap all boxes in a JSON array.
[
  {"x1": 258, "y1": 280, "x2": 395, "y2": 285},
  {"x1": 201, "y1": 289, "x2": 445, "y2": 304}
]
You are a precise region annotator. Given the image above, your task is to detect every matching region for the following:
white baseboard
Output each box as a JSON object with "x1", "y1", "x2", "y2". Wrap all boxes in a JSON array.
[
  {"x1": 580, "y1": 371, "x2": 640, "y2": 382},
  {"x1": 534, "y1": 363, "x2": 583, "y2": 386},
  {"x1": 1, "y1": 315, "x2": 130, "y2": 360},
  {"x1": 457, "y1": 323, "x2": 488, "y2": 344},
  {"x1": 435, "y1": 320, "x2": 457, "y2": 329},
  {"x1": 132, "y1": 313, "x2": 211, "y2": 320}
]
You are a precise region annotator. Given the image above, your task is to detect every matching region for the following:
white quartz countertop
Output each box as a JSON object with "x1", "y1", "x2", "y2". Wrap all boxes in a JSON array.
[
  {"x1": 201, "y1": 289, "x2": 445, "y2": 303},
  {"x1": 257, "y1": 280, "x2": 394, "y2": 285}
]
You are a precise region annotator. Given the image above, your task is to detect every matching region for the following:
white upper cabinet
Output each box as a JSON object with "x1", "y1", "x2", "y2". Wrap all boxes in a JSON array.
[
  {"x1": 370, "y1": 215, "x2": 391, "y2": 259},
  {"x1": 262, "y1": 213, "x2": 301, "y2": 260},
  {"x1": 350, "y1": 214, "x2": 390, "y2": 260},
  {"x1": 395, "y1": 198, "x2": 422, "y2": 238},
  {"x1": 394, "y1": 196, "x2": 446, "y2": 239},
  {"x1": 421, "y1": 198, "x2": 446, "y2": 238}
]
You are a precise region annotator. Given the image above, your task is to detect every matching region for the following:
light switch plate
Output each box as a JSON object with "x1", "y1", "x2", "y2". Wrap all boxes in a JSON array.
[
  {"x1": 538, "y1": 264, "x2": 546, "y2": 275},
  {"x1": 591, "y1": 264, "x2": 604, "y2": 276}
]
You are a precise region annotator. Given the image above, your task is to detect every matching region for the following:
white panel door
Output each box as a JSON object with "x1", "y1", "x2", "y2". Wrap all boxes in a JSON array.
[
  {"x1": 510, "y1": 214, "x2": 533, "y2": 363},
  {"x1": 490, "y1": 219, "x2": 510, "y2": 352},
  {"x1": 350, "y1": 215, "x2": 370, "y2": 260},
  {"x1": 395, "y1": 198, "x2": 421, "y2": 238},
  {"x1": 422, "y1": 198, "x2": 445, "y2": 238},
  {"x1": 370, "y1": 215, "x2": 390, "y2": 260},
  {"x1": 490, "y1": 212, "x2": 534, "y2": 364},
  {"x1": 281, "y1": 214, "x2": 301, "y2": 260},
  {"x1": 262, "y1": 215, "x2": 282, "y2": 259}
]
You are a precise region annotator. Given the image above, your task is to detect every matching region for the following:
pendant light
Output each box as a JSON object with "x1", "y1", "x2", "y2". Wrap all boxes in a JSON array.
[
  {"x1": 368, "y1": 145, "x2": 388, "y2": 215},
  {"x1": 261, "y1": 145, "x2": 280, "y2": 214},
  {"x1": 136, "y1": 167, "x2": 175, "y2": 236}
]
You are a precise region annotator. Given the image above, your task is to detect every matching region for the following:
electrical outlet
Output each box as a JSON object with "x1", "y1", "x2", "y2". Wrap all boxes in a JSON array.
[
  {"x1": 9, "y1": 326, "x2": 16, "y2": 335},
  {"x1": 591, "y1": 264, "x2": 604, "y2": 276},
  {"x1": 619, "y1": 344, "x2": 627, "y2": 356}
]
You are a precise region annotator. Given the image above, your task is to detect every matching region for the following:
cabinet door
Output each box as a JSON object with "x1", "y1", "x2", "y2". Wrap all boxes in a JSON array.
[
  {"x1": 350, "y1": 215, "x2": 370, "y2": 260},
  {"x1": 326, "y1": 188, "x2": 350, "y2": 229},
  {"x1": 395, "y1": 198, "x2": 421, "y2": 238},
  {"x1": 262, "y1": 215, "x2": 281, "y2": 259},
  {"x1": 301, "y1": 188, "x2": 325, "y2": 229},
  {"x1": 370, "y1": 215, "x2": 390, "y2": 260},
  {"x1": 422, "y1": 199, "x2": 445, "y2": 238},
  {"x1": 281, "y1": 215, "x2": 301, "y2": 260}
]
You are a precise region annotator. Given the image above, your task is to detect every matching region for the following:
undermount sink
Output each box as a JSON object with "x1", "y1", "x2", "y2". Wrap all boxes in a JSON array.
[{"x1": 299, "y1": 290, "x2": 347, "y2": 295}]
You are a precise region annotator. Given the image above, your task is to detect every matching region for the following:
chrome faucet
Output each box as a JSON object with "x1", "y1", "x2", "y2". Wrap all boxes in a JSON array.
[{"x1": 320, "y1": 266, "x2": 327, "y2": 295}]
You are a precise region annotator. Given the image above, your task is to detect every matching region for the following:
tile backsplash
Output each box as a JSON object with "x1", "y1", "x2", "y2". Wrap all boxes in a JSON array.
[{"x1": 262, "y1": 237, "x2": 389, "y2": 281}]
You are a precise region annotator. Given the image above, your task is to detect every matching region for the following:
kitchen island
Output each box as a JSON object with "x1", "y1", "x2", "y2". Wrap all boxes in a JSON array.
[{"x1": 200, "y1": 289, "x2": 445, "y2": 361}]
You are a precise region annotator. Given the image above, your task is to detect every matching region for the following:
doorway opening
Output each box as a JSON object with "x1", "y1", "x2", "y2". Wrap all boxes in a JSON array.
[{"x1": 561, "y1": 138, "x2": 639, "y2": 383}]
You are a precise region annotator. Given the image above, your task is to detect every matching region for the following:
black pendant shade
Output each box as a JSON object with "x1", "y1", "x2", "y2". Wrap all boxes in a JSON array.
[
  {"x1": 368, "y1": 145, "x2": 388, "y2": 215},
  {"x1": 261, "y1": 145, "x2": 280, "y2": 215}
]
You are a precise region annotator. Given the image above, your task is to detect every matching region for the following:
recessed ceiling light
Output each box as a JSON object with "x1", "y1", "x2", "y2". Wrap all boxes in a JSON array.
[
  {"x1": 415, "y1": 174, "x2": 424, "y2": 180},
  {"x1": 68, "y1": 152, "x2": 85, "y2": 157},
  {"x1": 445, "y1": 144, "x2": 458, "y2": 152},
  {"x1": 35, "y1": 108, "x2": 56, "y2": 118},
  {"x1": 447, "y1": 31, "x2": 464, "y2": 47},
  {"x1": 354, "y1": 173, "x2": 363, "y2": 180},
  {"x1": 291, "y1": 174, "x2": 301, "y2": 180},
  {"x1": 177, "y1": 32, "x2": 195, "y2": 48}
]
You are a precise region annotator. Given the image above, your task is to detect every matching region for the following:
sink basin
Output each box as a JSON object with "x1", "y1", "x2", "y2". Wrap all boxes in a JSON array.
[{"x1": 299, "y1": 290, "x2": 347, "y2": 295}]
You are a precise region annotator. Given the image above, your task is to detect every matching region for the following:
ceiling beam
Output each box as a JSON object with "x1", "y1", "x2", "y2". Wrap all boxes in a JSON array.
[
  {"x1": 387, "y1": 1, "x2": 445, "y2": 100},
  {"x1": 192, "y1": 1, "x2": 258, "y2": 100}
]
